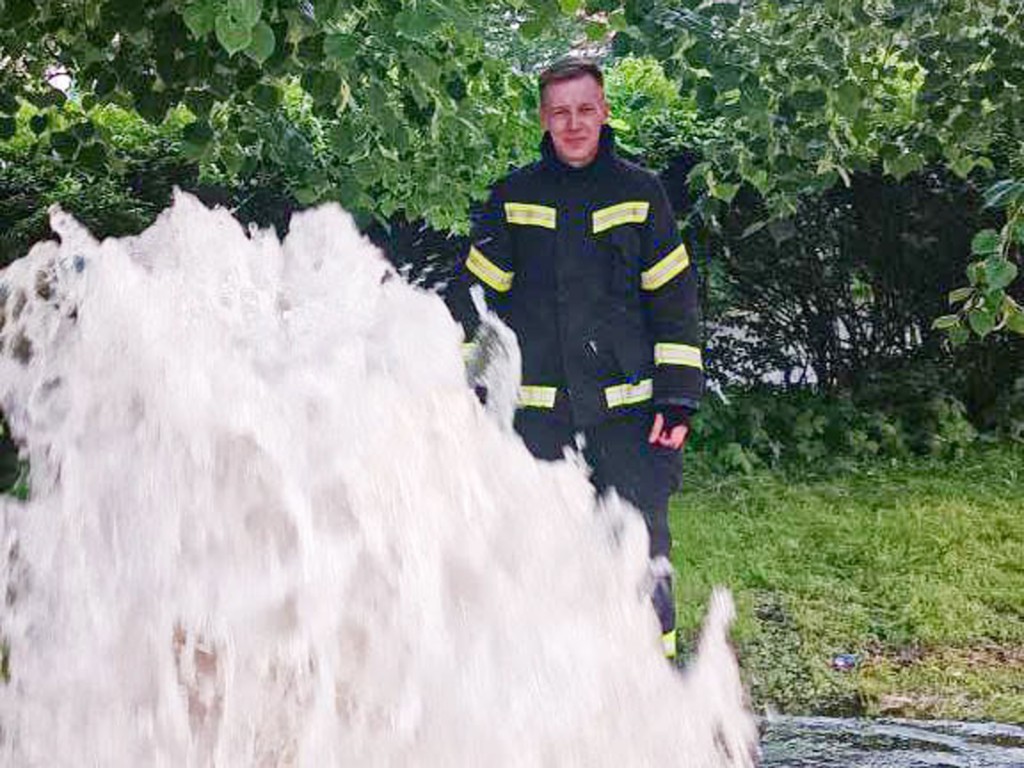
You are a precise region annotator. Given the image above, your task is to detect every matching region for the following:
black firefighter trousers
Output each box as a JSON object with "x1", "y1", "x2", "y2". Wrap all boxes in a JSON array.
[{"x1": 513, "y1": 409, "x2": 683, "y2": 638}]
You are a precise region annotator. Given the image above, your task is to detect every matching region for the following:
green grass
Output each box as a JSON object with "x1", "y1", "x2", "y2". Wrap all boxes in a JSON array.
[{"x1": 670, "y1": 443, "x2": 1024, "y2": 722}]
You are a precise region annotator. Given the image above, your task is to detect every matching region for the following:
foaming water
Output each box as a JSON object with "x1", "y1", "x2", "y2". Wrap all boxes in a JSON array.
[{"x1": 0, "y1": 193, "x2": 755, "y2": 766}]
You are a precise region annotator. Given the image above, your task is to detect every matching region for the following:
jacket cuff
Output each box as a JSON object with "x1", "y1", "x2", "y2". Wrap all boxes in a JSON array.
[{"x1": 655, "y1": 395, "x2": 700, "y2": 413}]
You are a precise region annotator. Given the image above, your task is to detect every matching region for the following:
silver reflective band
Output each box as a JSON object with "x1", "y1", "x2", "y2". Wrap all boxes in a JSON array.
[
  {"x1": 518, "y1": 385, "x2": 558, "y2": 409},
  {"x1": 592, "y1": 201, "x2": 650, "y2": 233},
  {"x1": 641, "y1": 242, "x2": 690, "y2": 291},
  {"x1": 604, "y1": 378, "x2": 653, "y2": 409},
  {"x1": 504, "y1": 202, "x2": 557, "y2": 229},
  {"x1": 654, "y1": 343, "x2": 703, "y2": 369},
  {"x1": 466, "y1": 245, "x2": 514, "y2": 293}
]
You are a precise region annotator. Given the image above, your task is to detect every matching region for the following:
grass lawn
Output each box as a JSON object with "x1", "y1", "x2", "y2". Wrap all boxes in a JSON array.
[{"x1": 670, "y1": 442, "x2": 1024, "y2": 723}]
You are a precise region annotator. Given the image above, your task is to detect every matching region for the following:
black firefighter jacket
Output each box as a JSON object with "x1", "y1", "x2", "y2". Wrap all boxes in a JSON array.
[{"x1": 458, "y1": 125, "x2": 703, "y2": 427}]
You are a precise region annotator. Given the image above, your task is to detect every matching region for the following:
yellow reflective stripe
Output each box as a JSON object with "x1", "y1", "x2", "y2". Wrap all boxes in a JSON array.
[
  {"x1": 518, "y1": 385, "x2": 558, "y2": 409},
  {"x1": 466, "y1": 245, "x2": 514, "y2": 293},
  {"x1": 604, "y1": 378, "x2": 653, "y2": 409},
  {"x1": 654, "y1": 343, "x2": 703, "y2": 369},
  {"x1": 592, "y1": 201, "x2": 650, "y2": 233},
  {"x1": 504, "y1": 202, "x2": 557, "y2": 229},
  {"x1": 641, "y1": 242, "x2": 690, "y2": 291},
  {"x1": 662, "y1": 629, "x2": 677, "y2": 659},
  {"x1": 461, "y1": 342, "x2": 477, "y2": 362}
]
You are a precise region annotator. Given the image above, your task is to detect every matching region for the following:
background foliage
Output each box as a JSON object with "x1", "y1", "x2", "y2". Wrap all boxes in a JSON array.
[
  {"x1": 0, "y1": 0, "x2": 555, "y2": 230},
  {"x1": 3, "y1": 0, "x2": 1024, "y2": 485}
]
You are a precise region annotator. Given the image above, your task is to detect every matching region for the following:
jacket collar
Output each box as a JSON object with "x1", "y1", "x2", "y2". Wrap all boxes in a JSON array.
[{"x1": 540, "y1": 124, "x2": 616, "y2": 175}]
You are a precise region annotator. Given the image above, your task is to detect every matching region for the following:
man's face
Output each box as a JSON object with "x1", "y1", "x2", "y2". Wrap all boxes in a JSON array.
[{"x1": 540, "y1": 74, "x2": 609, "y2": 168}]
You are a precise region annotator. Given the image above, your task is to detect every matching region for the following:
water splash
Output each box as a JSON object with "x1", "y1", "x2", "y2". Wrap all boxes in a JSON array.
[{"x1": 0, "y1": 192, "x2": 756, "y2": 766}]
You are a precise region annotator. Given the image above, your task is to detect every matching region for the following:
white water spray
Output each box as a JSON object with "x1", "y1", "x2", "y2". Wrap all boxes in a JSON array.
[{"x1": 0, "y1": 192, "x2": 756, "y2": 766}]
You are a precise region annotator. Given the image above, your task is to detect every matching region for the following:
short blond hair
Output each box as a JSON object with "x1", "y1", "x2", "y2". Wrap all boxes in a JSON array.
[{"x1": 538, "y1": 58, "x2": 604, "y2": 103}]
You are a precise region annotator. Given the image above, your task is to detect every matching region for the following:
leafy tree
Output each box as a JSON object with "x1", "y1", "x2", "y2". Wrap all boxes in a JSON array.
[
  {"x1": 616, "y1": 0, "x2": 1024, "y2": 206},
  {"x1": 0, "y1": 0, "x2": 597, "y2": 229},
  {"x1": 935, "y1": 178, "x2": 1024, "y2": 341},
  {"x1": 603, "y1": 55, "x2": 709, "y2": 171},
  {"x1": 4, "y1": 0, "x2": 1023, "y2": 325},
  {"x1": 611, "y1": 0, "x2": 1024, "y2": 336}
]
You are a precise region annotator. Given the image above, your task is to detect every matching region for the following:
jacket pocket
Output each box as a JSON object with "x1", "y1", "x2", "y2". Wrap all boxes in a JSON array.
[
  {"x1": 595, "y1": 304, "x2": 651, "y2": 381},
  {"x1": 597, "y1": 228, "x2": 642, "y2": 298}
]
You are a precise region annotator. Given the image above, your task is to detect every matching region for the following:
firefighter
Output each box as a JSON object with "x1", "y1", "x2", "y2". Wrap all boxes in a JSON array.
[{"x1": 457, "y1": 58, "x2": 703, "y2": 658}]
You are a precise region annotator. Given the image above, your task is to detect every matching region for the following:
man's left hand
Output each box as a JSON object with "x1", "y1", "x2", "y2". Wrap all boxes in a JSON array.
[{"x1": 648, "y1": 412, "x2": 689, "y2": 450}]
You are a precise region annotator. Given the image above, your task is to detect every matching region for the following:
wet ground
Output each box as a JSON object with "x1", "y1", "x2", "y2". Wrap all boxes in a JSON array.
[{"x1": 760, "y1": 716, "x2": 1024, "y2": 767}]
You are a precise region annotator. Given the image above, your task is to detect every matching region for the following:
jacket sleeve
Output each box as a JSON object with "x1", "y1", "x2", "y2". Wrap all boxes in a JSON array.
[
  {"x1": 642, "y1": 176, "x2": 704, "y2": 412},
  {"x1": 447, "y1": 185, "x2": 515, "y2": 343}
]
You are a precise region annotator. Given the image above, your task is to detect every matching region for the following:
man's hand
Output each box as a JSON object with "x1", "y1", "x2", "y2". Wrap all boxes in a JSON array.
[{"x1": 648, "y1": 412, "x2": 689, "y2": 450}]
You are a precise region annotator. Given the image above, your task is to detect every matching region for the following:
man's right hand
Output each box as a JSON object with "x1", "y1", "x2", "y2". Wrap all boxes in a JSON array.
[{"x1": 647, "y1": 412, "x2": 689, "y2": 451}]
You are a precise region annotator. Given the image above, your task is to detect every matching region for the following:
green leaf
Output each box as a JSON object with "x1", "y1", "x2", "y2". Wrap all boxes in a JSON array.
[
  {"x1": 559, "y1": 0, "x2": 583, "y2": 13},
  {"x1": 227, "y1": 0, "x2": 262, "y2": 27},
  {"x1": 294, "y1": 186, "x2": 320, "y2": 206},
  {"x1": 790, "y1": 89, "x2": 827, "y2": 112},
  {"x1": 393, "y1": 8, "x2": 442, "y2": 41},
  {"x1": 250, "y1": 82, "x2": 280, "y2": 110},
  {"x1": 931, "y1": 314, "x2": 960, "y2": 330},
  {"x1": 70, "y1": 120, "x2": 95, "y2": 141},
  {"x1": 585, "y1": 20, "x2": 606, "y2": 41},
  {"x1": 0, "y1": 116, "x2": 16, "y2": 140},
  {"x1": 707, "y1": 2, "x2": 740, "y2": 21},
  {"x1": 77, "y1": 142, "x2": 108, "y2": 173},
  {"x1": 219, "y1": 144, "x2": 245, "y2": 176},
  {"x1": 50, "y1": 131, "x2": 78, "y2": 158},
  {"x1": 0, "y1": 91, "x2": 19, "y2": 115},
  {"x1": 985, "y1": 256, "x2": 1018, "y2": 290},
  {"x1": 34, "y1": 88, "x2": 65, "y2": 109},
  {"x1": 135, "y1": 90, "x2": 171, "y2": 123},
  {"x1": 94, "y1": 70, "x2": 118, "y2": 97},
  {"x1": 29, "y1": 113, "x2": 48, "y2": 135},
  {"x1": 884, "y1": 151, "x2": 924, "y2": 181},
  {"x1": 711, "y1": 181, "x2": 739, "y2": 203},
  {"x1": 519, "y1": 19, "x2": 544, "y2": 38},
  {"x1": 983, "y1": 179, "x2": 1024, "y2": 210},
  {"x1": 695, "y1": 82, "x2": 716, "y2": 110},
  {"x1": 834, "y1": 81, "x2": 861, "y2": 119},
  {"x1": 405, "y1": 51, "x2": 439, "y2": 85},
  {"x1": 185, "y1": 89, "x2": 216, "y2": 117},
  {"x1": 302, "y1": 70, "x2": 342, "y2": 105},
  {"x1": 182, "y1": 119, "x2": 214, "y2": 147},
  {"x1": 244, "y1": 21, "x2": 275, "y2": 64},
  {"x1": 967, "y1": 306, "x2": 997, "y2": 337},
  {"x1": 324, "y1": 33, "x2": 359, "y2": 61},
  {"x1": 949, "y1": 153, "x2": 977, "y2": 179},
  {"x1": 1012, "y1": 221, "x2": 1024, "y2": 247},
  {"x1": 4, "y1": 0, "x2": 35, "y2": 25},
  {"x1": 182, "y1": 1, "x2": 217, "y2": 38},
  {"x1": 216, "y1": 11, "x2": 253, "y2": 55},
  {"x1": 949, "y1": 325, "x2": 970, "y2": 346},
  {"x1": 947, "y1": 286, "x2": 973, "y2": 304},
  {"x1": 971, "y1": 229, "x2": 1000, "y2": 256},
  {"x1": 444, "y1": 75, "x2": 466, "y2": 102},
  {"x1": 966, "y1": 261, "x2": 983, "y2": 286},
  {"x1": 1006, "y1": 303, "x2": 1024, "y2": 334},
  {"x1": 328, "y1": 124, "x2": 355, "y2": 156},
  {"x1": 714, "y1": 65, "x2": 742, "y2": 91}
]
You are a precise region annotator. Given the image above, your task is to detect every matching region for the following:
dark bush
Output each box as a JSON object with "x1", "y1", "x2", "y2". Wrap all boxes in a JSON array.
[{"x1": 703, "y1": 168, "x2": 1024, "y2": 433}]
